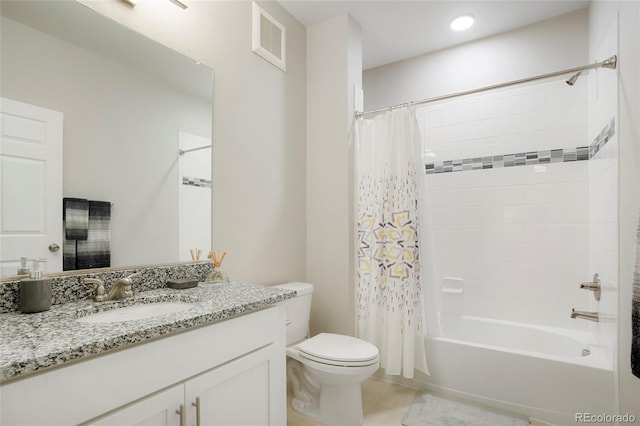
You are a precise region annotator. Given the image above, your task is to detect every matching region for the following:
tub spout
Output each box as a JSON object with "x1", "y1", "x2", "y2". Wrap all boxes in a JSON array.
[{"x1": 570, "y1": 309, "x2": 599, "y2": 322}]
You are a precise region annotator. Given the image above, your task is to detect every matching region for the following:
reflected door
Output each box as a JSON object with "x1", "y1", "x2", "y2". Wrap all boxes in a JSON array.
[{"x1": 0, "y1": 98, "x2": 63, "y2": 276}]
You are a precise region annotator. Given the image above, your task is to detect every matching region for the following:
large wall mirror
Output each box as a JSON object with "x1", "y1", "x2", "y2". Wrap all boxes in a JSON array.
[{"x1": 0, "y1": 0, "x2": 213, "y2": 277}]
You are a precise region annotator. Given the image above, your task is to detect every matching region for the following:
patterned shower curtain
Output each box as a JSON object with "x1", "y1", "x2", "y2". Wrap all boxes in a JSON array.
[{"x1": 355, "y1": 107, "x2": 429, "y2": 378}]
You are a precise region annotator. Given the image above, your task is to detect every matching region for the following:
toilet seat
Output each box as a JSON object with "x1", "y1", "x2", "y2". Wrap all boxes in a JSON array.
[{"x1": 296, "y1": 333, "x2": 379, "y2": 367}]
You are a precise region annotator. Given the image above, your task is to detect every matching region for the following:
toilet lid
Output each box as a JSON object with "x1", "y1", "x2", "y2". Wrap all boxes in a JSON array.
[{"x1": 296, "y1": 333, "x2": 379, "y2": 366}]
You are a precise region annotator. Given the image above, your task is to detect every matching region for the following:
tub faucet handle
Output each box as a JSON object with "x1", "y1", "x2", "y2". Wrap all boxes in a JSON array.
[{"x1": 579, "y1": 273, "x2": 601, "y2": 301}]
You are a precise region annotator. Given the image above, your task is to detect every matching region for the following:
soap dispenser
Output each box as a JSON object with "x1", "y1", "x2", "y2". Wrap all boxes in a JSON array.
[
  {"x1": 19, "y1": 259, "x2": 52, "y2": 313},
  {"x1": 17, "y1": 257, "x2": 30, "y2": 275}
]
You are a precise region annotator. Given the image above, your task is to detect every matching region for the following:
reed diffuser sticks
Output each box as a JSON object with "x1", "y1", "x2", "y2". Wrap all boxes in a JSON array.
[
  {"x1": 209, "y1": 249, "x2": 229, "y2": 282},
  {"x1": 189, "y1": 249, "x2": 202, "y2": 261},
  {"x1": 209, "y1": 250, "x2": 227, "y2": 267}
]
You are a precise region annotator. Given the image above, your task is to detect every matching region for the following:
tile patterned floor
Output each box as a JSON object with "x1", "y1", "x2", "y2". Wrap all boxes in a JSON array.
[{"x1": 287, "y1": 377, "x2": 554, "y2": 426}]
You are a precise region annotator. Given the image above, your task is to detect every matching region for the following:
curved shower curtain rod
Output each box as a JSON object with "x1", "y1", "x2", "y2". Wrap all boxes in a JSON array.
[{"x1": 355, "y1": 55, "x2": 617, "y2": 119}]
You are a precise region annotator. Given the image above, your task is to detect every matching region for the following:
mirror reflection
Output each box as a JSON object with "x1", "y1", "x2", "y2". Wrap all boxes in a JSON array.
[{"x1": 0, "y1": 1, "x2": 213, "y2": 277}]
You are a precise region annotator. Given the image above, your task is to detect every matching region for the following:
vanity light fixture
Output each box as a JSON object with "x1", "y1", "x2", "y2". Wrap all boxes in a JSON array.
[{"x1": 450, "y1": 14, "x2": 474, "y2": 31}]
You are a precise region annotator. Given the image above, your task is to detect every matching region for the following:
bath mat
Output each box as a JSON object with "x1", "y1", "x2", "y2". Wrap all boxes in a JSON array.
[{"x1": 402, "y1": 393, "x2": 529, "y2": 426}]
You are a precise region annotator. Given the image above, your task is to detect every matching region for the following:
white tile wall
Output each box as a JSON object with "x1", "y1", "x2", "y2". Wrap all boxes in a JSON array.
[
  {"x1": 417, "y1": 77, "x2": 589, "y2": 164},
  {"x1": 418, "y1": 76, "x2": 592, "y2": 331},
  {"x1": 425, "y1": 163, "x2": 590, "y2": 330},
  {"x1": 587, "y1": 22, "x2": 618, "y2": 369},
  {"x1": 587, "y1": 140, "x2": 617, "y2": 368}
]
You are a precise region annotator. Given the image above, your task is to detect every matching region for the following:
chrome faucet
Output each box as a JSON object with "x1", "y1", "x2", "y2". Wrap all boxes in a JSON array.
[
  {"x1": 84, "y1": 273, "x2": 142, "y2": 302},
  {"x1": 570, "y1": 308, "x2": 599, "y2": 322}
]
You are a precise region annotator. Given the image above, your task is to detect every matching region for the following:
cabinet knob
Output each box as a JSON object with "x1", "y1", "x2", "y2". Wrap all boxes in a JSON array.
[{"x1": 48, "y1": 243, "x2": 60, "y2": 252}]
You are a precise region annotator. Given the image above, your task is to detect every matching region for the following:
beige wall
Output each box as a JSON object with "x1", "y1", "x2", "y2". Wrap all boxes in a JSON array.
[
  {"x1": 81, "y1": 0, "x2": 307, "y2": 284},
  {"x1": 306, "y1": 14, "x2": 361, "y2": 336}
]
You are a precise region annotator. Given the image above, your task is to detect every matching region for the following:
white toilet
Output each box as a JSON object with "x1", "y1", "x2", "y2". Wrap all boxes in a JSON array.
[{"x1": 273, "y1": 282, "x2": 379, "y2": 426}]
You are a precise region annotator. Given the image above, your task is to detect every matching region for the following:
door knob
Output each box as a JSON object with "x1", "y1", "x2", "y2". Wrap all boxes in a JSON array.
[{"x1": 48, "y1": 243, "x2": 60, "y2": 252}]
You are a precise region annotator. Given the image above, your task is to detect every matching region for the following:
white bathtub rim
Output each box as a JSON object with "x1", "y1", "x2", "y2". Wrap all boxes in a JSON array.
[
  {"x1": 428, "y1": 334, "x2": 610, "y2": 371},
  {"x1": 428, "y1": 314, "x2": 612, "y2": 371},
  {"x1": 433, "y1": 313, "x2": 596, "y2": 342}
]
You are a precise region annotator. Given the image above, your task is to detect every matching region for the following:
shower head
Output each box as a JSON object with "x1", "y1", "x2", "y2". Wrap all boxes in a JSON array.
[{"x1": 566, "y1": 71, "x2": 582, "y2": 86}]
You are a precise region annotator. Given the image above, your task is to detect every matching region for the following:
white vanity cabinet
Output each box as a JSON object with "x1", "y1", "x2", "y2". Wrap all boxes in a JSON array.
[
  {"x1": 89, "y1": 385, "x2": 184, "y2": 426},
  {"x1": 90, "y1": 344, "x2": 280, "y2": 426},
  {"x1": 0, "y1": 305, "x2": 287, "y2": 426},
  {"x1": 184, "y1": 344, "x2": 277, "y2": 426}
]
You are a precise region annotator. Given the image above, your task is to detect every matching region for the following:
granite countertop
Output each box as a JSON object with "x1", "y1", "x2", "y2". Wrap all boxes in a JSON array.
[{"x1": 0, "y1": 282, "x2": 295, "y2": 382}]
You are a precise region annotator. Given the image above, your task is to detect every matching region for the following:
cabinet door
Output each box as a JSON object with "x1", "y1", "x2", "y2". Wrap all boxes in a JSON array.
[
  {"x1": 185, "y1": 344, "x2": 285, "y2": 426},
  {"x1": 88, "y1": 384, "x2": 184, "y2": 426}
]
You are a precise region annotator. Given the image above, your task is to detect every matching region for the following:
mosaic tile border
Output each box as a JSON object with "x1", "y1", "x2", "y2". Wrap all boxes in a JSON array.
[
  {"x1": 590, "y1": 117, "x2": 616, "y2": 159},
  {"x1": 182, "y1": 176, "x2": 212, "y2": 188},
  {"x1": 425, "y1": 118, "x2": 616, "y2": 175}
]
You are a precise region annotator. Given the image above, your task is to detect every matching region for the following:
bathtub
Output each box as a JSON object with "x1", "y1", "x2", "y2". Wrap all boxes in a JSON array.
[{"x1": 422, "y1": 314, "x2": 614, "y2": 426}]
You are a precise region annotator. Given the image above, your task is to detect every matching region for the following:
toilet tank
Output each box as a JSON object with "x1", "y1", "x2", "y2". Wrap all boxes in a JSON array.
[{"x1": 272, "y1": 282, "x2": 313, "y2": 345}]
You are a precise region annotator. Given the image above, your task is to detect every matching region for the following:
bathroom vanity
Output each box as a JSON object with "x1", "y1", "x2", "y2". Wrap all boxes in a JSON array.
[{"x1": 0, "y1": 282, "x2": 294, "y2": 425}]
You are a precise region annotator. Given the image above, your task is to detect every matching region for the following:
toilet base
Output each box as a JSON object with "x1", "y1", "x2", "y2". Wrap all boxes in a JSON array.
[
  {"x1": 291, "y1": 383, "x2": 364, "y2": 426},
  {"x1": 285, "y1": 340, "x2": 378, "y2": 426},
  {"x1": 291, "y1": 396, "x2": 320, "y2": 420},
  {"x1": 319, "y1": 383, "x2": 364, "y2": 426},
  {"x1": 288, "y1": 356, "x2": 367, "y2": 426}
]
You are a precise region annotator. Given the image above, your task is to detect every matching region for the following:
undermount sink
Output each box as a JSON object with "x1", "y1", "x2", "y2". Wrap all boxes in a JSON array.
[{"x1": 77, "y1": 302, "x2": 198, "y2": 324}]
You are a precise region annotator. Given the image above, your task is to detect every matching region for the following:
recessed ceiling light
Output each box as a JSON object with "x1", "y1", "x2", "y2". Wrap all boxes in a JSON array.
[{"x1": 450, "y1": 14, "x2": 474, "y2": 31}]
